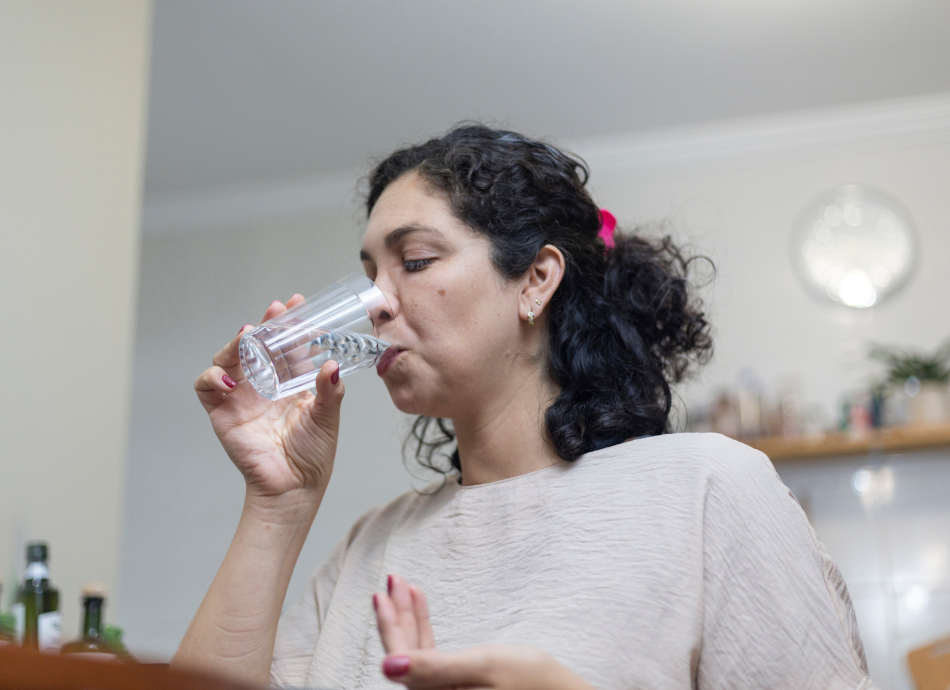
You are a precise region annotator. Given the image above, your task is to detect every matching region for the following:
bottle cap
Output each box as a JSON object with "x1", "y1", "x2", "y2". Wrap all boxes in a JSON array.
[
  {"x1": 81, "y1": 582, "x2": 107, "y2": 599},
  {"x1": 26, "y1": 542, "x2": 48, "y2": 563}
]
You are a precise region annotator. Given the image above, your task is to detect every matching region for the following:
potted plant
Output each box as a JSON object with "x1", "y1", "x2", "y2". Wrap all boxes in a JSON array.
[{"x1": 869, "y1": 339, "x2": 950, "y2": 426}]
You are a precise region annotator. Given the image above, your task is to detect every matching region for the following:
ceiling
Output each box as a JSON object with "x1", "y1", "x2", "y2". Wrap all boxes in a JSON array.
[{"x1": 145, "y1": 0, "x2": 950, "y2": 199}]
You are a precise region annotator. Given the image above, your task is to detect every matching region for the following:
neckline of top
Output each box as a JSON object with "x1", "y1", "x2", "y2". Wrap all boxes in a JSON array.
[{"x1": 450, "y1": 436, "x2": 646, "y2": 491}]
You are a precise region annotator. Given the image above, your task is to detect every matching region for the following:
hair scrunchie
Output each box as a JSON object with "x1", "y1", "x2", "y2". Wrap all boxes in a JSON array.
[{"x1": 597, "y1": 209, "x2": 617, "y2": 250}]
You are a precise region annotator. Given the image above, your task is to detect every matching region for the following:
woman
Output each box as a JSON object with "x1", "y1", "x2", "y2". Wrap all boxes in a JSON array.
[{"x1": 178, "y1": 125, "x2": 873, "y2": 690}]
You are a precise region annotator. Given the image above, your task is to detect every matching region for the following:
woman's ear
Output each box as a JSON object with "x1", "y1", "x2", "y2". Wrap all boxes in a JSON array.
[{"x1": 520, "y1": 244, "x2": 565, "y2": 322}]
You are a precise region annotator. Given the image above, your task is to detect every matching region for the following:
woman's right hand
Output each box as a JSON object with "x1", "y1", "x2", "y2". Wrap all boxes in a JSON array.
[{"x1": 194, "y1": 295, "x2": 345, "y2": 501}]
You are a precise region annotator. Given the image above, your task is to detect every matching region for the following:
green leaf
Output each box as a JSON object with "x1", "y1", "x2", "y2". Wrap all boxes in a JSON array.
[
  {"x1": 103, "y1": 624, "x2": 128, "y2": 653},
  {"x1": 868, "y1": 338, "x2": 950, "y2": 383}
]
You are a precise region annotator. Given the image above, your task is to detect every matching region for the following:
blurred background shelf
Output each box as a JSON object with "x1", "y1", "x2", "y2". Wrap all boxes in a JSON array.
[{"x1": 746, "y1": 424, "x2": 950, "y2": 462}]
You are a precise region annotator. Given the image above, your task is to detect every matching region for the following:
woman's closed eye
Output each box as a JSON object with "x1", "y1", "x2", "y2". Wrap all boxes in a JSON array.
[{"x1": 403, "y1": 258, "x2": 435, "y2": 272}]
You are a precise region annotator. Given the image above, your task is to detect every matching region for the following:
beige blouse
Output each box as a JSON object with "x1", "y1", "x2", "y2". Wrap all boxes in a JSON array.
[{"x1": 271, "y1": 433, "x2": 876, "y2": 689}]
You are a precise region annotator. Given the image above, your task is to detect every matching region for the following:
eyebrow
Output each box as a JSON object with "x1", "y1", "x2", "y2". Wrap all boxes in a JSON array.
[{"x1": 359, "y1": 224, "x2": 444, "y2": 262}]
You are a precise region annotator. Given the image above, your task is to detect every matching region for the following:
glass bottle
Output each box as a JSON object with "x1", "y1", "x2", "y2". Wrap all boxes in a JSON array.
[
  {"x1": 61, "y1": 583, "x2": 124, "y2": 660},
  {"x1": 13, "y1": 542, "x2": 61, "y2": 651},
  {"x1": 0, "y1": 577, "x2": 14, "y2": 645}
]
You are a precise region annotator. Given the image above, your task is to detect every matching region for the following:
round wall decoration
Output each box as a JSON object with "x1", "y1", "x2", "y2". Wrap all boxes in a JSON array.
[{"x1": 790, "y1": 184, "x2": 917, "y2": 308}]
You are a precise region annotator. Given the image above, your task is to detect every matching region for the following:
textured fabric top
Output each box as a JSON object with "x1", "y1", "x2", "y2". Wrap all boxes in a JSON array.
[{"x1": 271, "y1": 433, "x2": 875, "y2": 690}]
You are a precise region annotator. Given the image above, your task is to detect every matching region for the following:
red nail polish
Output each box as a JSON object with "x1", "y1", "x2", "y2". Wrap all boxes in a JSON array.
[
  {"x1": 383, "y1": 655, "x2": 410, "y2": 677},
  {"x1": 330, "y1": 366, "x2": 340, "y2": 386},
  {"x1": 387, "y1": 574, "x2": 393, "y2": 594},
  {"x1": 372, "y1": 593, "x2": 378, "y2": 611},
  {"x1": 222, "y1": 374, "x2": 237, "y2": 389},
  {"x1": 238, "y1": 324, "x2": 252, "y2": 335}
]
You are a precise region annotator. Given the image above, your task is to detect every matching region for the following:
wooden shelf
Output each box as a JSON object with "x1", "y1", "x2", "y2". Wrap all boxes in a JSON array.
[{"x1": 744, "y1": 424, "x2": 950, "y2": 462}]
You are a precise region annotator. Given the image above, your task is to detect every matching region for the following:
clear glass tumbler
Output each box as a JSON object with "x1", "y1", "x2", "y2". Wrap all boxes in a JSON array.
[{"x1": 239, "y1": 273, "x2": 394, "y2": 400}]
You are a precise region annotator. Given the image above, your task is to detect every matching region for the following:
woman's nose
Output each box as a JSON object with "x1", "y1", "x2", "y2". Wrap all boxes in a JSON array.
[{"x1": 370, "y1": 276, "x2": 398, "y2": 328}]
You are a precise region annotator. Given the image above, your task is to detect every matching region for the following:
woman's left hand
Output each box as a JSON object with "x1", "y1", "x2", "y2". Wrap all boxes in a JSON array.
[{"x1": 374, "y1": 575, "x2": 597, "y2": 690}]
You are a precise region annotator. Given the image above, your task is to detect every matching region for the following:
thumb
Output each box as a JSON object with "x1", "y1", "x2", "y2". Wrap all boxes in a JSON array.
[
  {"x1": 309, "y1": 360, "x2": 345, "y2": 432},
  {"x1": 383, "y1": 648, "x2": 493, "y2": 689}
]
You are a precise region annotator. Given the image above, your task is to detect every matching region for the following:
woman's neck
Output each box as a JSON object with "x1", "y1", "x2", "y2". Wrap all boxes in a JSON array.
[{"x1": 452, "y1": 365, "x2": 562, "y2": 486}]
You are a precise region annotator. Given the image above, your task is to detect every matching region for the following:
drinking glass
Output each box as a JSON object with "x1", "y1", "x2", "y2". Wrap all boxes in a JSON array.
[{"x1": 239, "y1": 273, "x2": 393, "y2": 400}]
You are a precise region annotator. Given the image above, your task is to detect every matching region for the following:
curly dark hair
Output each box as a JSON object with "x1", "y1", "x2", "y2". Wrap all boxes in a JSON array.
[{"x1": 366, "y1": 124, "x2": 713, "y2": 476}]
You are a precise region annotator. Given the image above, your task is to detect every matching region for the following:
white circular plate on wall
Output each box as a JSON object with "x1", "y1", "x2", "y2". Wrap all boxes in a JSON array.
[{"x1": 790, "y1": 184, "x2": 918, "y2": 308}]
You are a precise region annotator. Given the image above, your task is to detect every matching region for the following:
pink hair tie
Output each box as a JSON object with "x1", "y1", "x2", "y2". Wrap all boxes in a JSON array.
[{"x1": 597, "y1": 209, "x2": 617, "y2": 250}]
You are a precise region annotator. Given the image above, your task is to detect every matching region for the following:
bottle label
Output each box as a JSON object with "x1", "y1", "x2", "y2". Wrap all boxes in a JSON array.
[
  {"x1": 37, "y1": 611, "x2": 62, "y2": 651},
  {"x1": 12, "y1": 603, "x2": 25, "y2": 644},
  {"x1": 24, "y1": 562, "x2": 50, "y2": 581}
]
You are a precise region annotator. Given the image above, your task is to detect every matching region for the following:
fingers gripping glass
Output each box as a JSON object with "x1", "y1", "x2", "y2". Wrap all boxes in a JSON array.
[{"x1": 239, "y1": 274, "x2": 394, "y2": 400}]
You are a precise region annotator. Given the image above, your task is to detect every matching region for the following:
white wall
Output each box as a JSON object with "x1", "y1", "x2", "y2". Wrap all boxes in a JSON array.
[
  {"x1": 0, "y1": 1, "x2": 152, "y2": 640},
  {"x1": 590, "y1": 136, "x2": 950, "y2": 418},
  {"x1": 124, "y1": 99, "x2": 950, "y2": 687}
]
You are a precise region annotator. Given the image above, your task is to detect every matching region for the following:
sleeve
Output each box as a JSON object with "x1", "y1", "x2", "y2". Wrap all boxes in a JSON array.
[
  {"x1": 698, "y1": 437, "x2": 877, "y2": 690},
  {"x1": 269, "y1": 506, "x2": 382, "y2": 688}
]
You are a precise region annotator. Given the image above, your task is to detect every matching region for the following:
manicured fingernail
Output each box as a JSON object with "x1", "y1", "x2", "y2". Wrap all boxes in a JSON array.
[
  {"x1": 383, "y1": 655, "x2": 410, "y2": 677},
  {"x1": 238, "y1": 324, "x2": 252, "y2": 335},
  {"x1": 387, "y1": 574, "x2": 393, "y2": 594},
  {"x1": 330, "y1": 364, "x2": 340, "y2": 386},
  {"x1": 372, "y1": 593, "x2": 378, "y2": 611},
  {"x1": 222, "y1": 375, "x2": 237, "y2": 389}
]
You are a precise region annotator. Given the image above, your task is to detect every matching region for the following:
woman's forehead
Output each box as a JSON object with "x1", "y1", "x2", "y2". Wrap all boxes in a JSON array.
[
  {"x1": 363, "y1": 175, "x2": 466, "y2": 253},
  {"x1": 368, "y1": 174, "x2": 444, "y2": 224}
]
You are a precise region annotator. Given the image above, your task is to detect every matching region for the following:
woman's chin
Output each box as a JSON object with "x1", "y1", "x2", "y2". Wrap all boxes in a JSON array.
[
  {"x1": 381, "y1": 365, "x2": 452, "y2": 417},
  {"x1": 384, "y1": 382, "x2": 429, "y2": 416}
]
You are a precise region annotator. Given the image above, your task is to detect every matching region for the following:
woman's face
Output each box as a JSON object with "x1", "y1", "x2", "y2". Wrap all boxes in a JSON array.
[{"x1": 360, "y1": 172, "x2": 534, "y2": 419}]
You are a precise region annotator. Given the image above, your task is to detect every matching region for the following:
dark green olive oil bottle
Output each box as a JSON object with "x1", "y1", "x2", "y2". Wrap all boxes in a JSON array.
[
  {"x1": 13, "y1": 542, "x2": 61, "y2": 650},
  {"x1": 61, "y1": 584, "x2": 126, "y2": 660},
  {"x1": 0, "y1": 577, "x2": 15, "y2": 645}
]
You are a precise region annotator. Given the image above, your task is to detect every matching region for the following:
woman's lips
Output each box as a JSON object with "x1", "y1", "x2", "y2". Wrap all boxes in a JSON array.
[{"x1": 376, "y1": 347, "x2": 402, "y2": 376}]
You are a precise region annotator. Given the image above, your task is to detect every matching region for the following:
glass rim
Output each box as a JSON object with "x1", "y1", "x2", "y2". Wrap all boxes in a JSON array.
[{"x1": 340, "y1": 273, "x2": 394, "y2": 336}]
